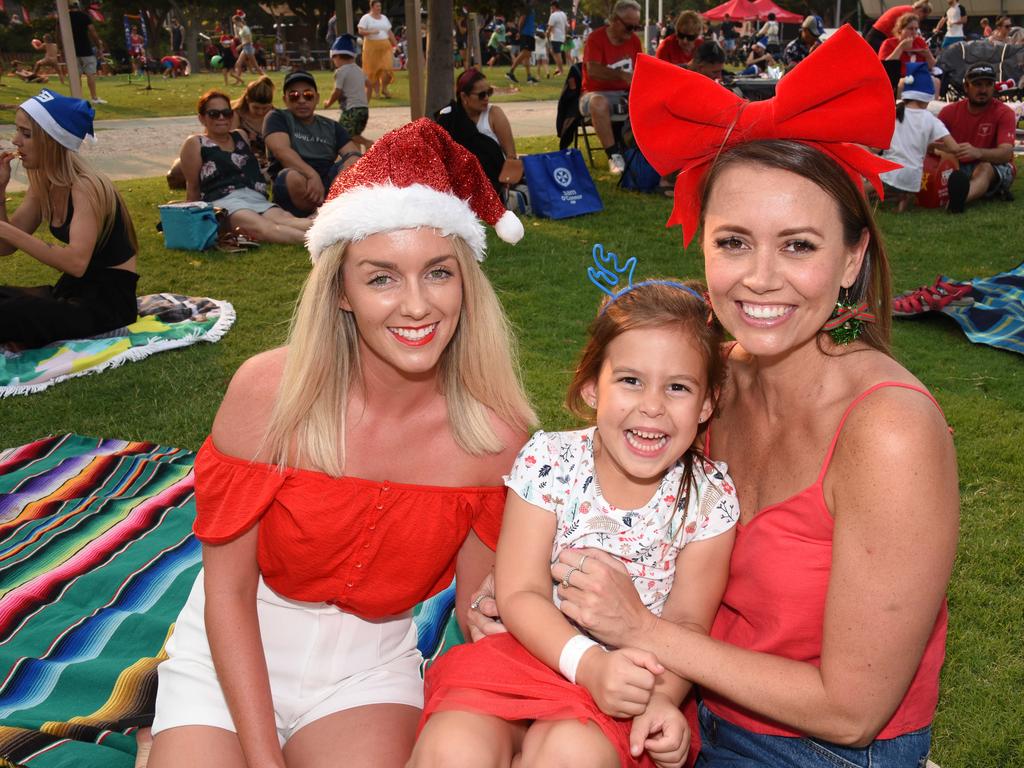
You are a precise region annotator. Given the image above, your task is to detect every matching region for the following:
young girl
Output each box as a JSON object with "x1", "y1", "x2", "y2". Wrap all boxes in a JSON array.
[
  {"x1": 880, "y1": 63, "x2": 958, "y2": 212},
  {"x1": 411, "y1": 276, "x2": 739, "y2": 768}
]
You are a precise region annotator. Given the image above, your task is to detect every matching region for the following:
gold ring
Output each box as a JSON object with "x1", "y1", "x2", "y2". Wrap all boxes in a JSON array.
[
  {"x1": 561, "y1": 566, "x2": 579, "y2": 589},
  {"x1": 578, "y1": 554, "x2": 588, "y2": 572}
]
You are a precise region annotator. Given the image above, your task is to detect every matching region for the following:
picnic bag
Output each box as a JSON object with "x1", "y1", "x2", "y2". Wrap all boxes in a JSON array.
[
  {"x1": 158, "y1": 202, "x2": 220, "y2": 251},
  {"x1": 618, "y1": 147, "x2": 661, "y2": 192},
  {"x1": 522, "y1": 149, "x2": 603, "y2": 219},
  {"x1": 916, "y1": 153, "x2": 959, "y2": 209}
]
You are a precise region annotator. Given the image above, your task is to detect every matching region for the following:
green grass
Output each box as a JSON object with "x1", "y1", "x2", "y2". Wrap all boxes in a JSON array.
[
  {"x1": 0, "y1": 65, "x2": 563, "y2": 123},
  {"x1": 1, "y1": 136, "x2": 1022, "y2": 766}
]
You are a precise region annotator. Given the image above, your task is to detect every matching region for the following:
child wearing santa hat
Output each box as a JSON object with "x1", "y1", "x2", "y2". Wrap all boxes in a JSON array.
[
  {"x1": 0, "y1": 89, "x2": 139, "y2": 348},
  {"x1": 148, "y1": 119, "x2": 534, "y2": 768}
]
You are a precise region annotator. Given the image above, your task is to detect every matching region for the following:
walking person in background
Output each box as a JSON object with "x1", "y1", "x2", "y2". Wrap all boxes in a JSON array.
[
  {"x1": 324, "y1": 35, "x2": 373, "y2": 152},
  {"x1": 934, "y1": 0, "x2": 968, "y2": 47},
  {"x1": 68, "y1": 0, "x2": 106, "y2": 104},
  {"x1": 233, "y1": 12, "x2": 266, "y2": 79},
  {"x1": 507, "y1": 6, "x2": 539, "y2": 84},
  {"x1": 359, "y1": 0, "x2": 398, "y2": 99},
  {"x1": 547, "y1": 1, "x2": 569, "y2": 75}
]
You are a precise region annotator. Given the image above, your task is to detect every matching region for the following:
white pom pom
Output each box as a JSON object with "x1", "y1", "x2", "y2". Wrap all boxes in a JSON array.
[
  {"x1": 494, "y1": 209, "x2": 525, "y2": 246},
  {"x1": 902, "y1": 74, "x2": 914, "y2": 86}
]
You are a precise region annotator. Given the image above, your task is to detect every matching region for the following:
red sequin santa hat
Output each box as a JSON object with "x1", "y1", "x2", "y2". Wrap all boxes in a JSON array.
[{"x1": 306, "y1": 119, "x2": 524, "y2": 262}]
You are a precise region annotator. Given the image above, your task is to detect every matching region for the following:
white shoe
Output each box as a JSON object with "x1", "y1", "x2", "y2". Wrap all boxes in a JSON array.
[
  {"x1": 91, "y1": 98, "x2": 107, "y2": 104},
  {"x1": 608, "y1": 153, "x2": 625, "y2": 175}
]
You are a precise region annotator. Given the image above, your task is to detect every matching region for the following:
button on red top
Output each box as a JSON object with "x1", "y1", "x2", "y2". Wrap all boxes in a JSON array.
[{"x1": 193, "y1": 437, "x2": 507, "y2": 619}]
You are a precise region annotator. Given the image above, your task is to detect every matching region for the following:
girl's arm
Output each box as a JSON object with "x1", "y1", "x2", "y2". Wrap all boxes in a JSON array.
[
  {"x1": 496, "y1": 492, "x2": 664, "y2": 718},
  {"x1": 489, "y1": 106, "x2": 518, "y2": 159},
  {"x1": 180, "y1": 135, "x2": 203, "y2": 203},
  {"x1": 558, "y1": 390, "x2": 958, "y2": 746},
  {"x1": 203, "y1": 530, "x2": 286, "y2": 768},
  {"x1": 0, "y1": 182, "x2": 102, "y2": 276},
  {"x1": 323, "y1": 87, "x2": 343, "y2": 110},
  {"x1": 0, "y1": 154, "x2": 42, "y2": 256}
]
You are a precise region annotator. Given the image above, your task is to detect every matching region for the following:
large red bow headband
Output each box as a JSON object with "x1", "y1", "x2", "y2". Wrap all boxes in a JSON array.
[{"x1": 630, "y1": 25, "x2": 901, "y2": 246}]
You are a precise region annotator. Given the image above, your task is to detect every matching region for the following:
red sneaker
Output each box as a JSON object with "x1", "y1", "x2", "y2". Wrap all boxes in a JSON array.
[{"x1": 892, "y1": 278, "x2": 974, "y2": 316}]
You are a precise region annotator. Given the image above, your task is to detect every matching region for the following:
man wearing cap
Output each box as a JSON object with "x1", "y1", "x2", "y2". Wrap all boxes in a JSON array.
[
  {"x1": 68, "y1": 1, "x2": 107, "y2": 104},
  {"x1": 265, "y1": 70, "x2": 362, "y2": 217},
  {"x1": 783, "y1": 16, "x2": 824, "y2": 68},
  {"x1": 937, "y1": 62, "x2": 1016, "y2": 212}
]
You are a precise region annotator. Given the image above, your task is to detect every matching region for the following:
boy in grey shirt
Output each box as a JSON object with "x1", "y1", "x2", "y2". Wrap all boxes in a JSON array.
[{"x1": 323, "y1": 35, "x2": 372, "y2": 151}]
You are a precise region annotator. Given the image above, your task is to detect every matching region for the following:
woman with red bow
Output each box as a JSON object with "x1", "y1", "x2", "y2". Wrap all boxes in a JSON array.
[{"x1": 471, "y1": 26, "x2": 959, "y2": 768}]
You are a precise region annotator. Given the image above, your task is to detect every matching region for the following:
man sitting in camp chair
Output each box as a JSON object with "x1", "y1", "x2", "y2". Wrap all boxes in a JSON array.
[
  {"x1": 579, "y1": 0, "x2": 642, "y2": 174},
  {"x1": 937, "y1": 62, "x2": 1016, "y2": 213}
]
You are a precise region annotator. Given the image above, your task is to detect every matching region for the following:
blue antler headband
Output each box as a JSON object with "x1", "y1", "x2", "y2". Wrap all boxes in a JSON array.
[{"x1": 587, "y1": 244, "x2": 704, "y2": 313}]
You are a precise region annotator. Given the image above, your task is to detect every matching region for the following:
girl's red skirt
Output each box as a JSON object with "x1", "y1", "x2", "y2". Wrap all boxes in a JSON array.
[{"x1": 421, "y1": 633, "x2": 654, "y2": 768}]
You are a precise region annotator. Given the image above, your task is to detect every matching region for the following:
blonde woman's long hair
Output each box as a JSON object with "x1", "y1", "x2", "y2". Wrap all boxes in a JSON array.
[
  {"x1": 263, "y1": 234, "x2": 536, "y2": 476},
  {"x1": 22, "y1": 110, "x2": 138, "y2": 253}
]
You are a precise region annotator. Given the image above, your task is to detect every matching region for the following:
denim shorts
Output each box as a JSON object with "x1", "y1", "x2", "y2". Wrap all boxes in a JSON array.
[{"x1": 697, "y1": 701, "x2": 933, "y2": 768}]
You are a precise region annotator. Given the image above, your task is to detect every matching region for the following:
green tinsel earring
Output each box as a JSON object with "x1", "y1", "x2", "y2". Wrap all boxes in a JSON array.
[{"x1": 822, "y1": 288, "x2": 876, "y2": 345}]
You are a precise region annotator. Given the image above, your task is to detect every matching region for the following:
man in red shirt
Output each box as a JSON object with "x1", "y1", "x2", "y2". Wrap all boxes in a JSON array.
[
  {"x1": 938, "y1": 62, "x2": 1017, "y2": 213},
  {"x1": 865, "y1": 0, "x2": 932, "y2": 51},
  {"x1": 581, "y1": 0, "x2": 643, "y2": 174}
]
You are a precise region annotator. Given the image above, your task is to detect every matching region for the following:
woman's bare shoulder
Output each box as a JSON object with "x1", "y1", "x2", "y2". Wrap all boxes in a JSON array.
[
  {"x1": 469, "y1": 411, "x2": 530, "y2": 486},
  {"x1": 210, "y1": 347, "x2": 288, "y2": 460}
]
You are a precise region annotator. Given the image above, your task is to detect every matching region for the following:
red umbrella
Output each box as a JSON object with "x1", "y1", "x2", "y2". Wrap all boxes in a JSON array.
[{"x1": 703, "y1": 0, "x2": 804, "y2": 24}]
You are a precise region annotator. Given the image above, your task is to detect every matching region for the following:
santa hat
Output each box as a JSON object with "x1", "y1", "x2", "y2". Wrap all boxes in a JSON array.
[
  {"x1": 901, "y1": 62, "x2": 934, "y2": 103},
  {"x1": 19, "y1": 89, "x2": 95, "y2": 152},
  {"x1": 306, "y1": 119, "x2": 524, "y2": 262}
]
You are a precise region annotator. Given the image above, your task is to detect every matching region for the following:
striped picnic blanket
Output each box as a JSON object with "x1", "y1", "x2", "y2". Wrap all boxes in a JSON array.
[
  {"x1": 0, "y1": 435, "x2": 463, "y2": 768},
  {"x1": 941, "y1": 262, "x2": 1024, "y2": 355}
]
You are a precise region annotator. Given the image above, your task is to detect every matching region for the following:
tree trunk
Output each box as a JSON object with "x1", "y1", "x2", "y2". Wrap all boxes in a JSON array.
[
  {"x1": 467, "y1": 13, "x2": 481, "y2": 68},
  {"x1": 424, "y1": 0, "x2": 453, "y2": 117}
]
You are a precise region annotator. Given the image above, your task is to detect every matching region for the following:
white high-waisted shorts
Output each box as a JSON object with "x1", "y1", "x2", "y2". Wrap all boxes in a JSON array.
[{"x1": 151, "y1": 570, "x2": 423, "y2": 745}]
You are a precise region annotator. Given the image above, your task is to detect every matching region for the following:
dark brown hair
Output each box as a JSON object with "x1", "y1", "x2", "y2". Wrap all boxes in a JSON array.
[
  {"x1": 567, "y1": 280, "x2": 726, "y2": 530},
  {"x1": 197, "y1": 89, "x2": 232, "y2": 114},
  {"x1": 698, "y1": 140, "x2": 892, "y2": 355}
]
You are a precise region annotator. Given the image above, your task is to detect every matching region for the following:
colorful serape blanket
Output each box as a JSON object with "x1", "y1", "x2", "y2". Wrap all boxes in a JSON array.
[
  {"x1": 941, "y1": 262, "x2": 1024, "y2": 355},
  {"x1": 0, "y1": 295, "x2": 236, "y2": 398},
  {"x1": 0, "y1": 435, "x2": 463, "y2": 768}
]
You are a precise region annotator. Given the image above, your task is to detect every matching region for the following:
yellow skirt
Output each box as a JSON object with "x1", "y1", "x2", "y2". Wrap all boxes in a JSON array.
[{"x1": 362, "y1": 38, "x2": 393, "y2": 81}]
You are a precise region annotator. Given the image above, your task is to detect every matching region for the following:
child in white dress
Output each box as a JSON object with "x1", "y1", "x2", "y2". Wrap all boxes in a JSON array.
[
  {"x1": 411, "y1": 269, "x2": 739, "y2": 768},
  {"x1": 882, "y1": 63, "x2": 959, "y2": 211}
]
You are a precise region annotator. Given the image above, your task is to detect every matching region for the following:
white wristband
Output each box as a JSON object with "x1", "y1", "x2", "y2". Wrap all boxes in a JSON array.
[{"x1": 558, "y1": 634, "x2": 601, "y2": 684}]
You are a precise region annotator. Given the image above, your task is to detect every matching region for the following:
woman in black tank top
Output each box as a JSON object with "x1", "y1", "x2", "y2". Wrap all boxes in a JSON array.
[{"x1": 0, "y1": 90, "x2": 139, "y2": 349}]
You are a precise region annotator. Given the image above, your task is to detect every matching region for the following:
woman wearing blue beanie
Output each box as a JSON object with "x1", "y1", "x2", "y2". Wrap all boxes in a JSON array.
[{"x1": 0, "y1": 89, "x2": 138, "y2": 348}]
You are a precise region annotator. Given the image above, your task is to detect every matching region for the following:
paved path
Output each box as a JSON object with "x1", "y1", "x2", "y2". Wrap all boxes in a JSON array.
[{"x1": 5, "y1": 101, "x2": 558, "y2": 192}]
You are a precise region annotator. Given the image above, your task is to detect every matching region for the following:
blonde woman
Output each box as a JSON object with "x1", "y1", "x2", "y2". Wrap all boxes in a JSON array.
[
  {"x1": 0, "y1": 90, "x2": 138, "y2": 348},
  {"x1": 358, "y1": 0, "x2": 398, "y2": 98},
  {"x1": 147, "y1": 120, "x2": 533, "y2": 768}
]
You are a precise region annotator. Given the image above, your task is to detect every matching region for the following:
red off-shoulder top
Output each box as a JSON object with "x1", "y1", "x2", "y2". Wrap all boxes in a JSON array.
[{"x1": 192, "y1": 436, "x2": 507, "y2": 619}]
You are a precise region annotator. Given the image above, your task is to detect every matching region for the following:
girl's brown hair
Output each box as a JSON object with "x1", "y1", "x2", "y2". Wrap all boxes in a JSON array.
[
  {"x1": 699, "y1": 140, "x2": 892, "y2": 355},
  {"x1": 233, "y1": 75, "x2": 274, "y2": 112},
  {"x1": 567, "y1": 280, "x2": 726, "y2": 533}
]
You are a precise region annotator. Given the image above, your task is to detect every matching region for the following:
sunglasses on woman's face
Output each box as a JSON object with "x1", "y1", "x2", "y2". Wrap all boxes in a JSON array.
[
  {"x1": 678, "y1": 32, "x2": 698, "y2": 40},
  {"x1": 471, "y1": 87, "x2": 495, "y2": 100},
  {"x1": 617, "y1": 17, "x2": 642, "y2": 32},
  {"x1": 287, "y1": 89, "x2": 317, "y2": 102},
  {"x1": 204, "y1": 107, "x2": 233, "y2": 119}
]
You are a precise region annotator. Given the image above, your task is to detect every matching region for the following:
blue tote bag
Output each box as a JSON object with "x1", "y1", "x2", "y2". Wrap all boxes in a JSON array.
[
  {"x1": 158, "y1": 202, "x2": 219, "y2": 251},
  {"x1": 522, "y1": 149, "x2": 603, "y2": 219}
]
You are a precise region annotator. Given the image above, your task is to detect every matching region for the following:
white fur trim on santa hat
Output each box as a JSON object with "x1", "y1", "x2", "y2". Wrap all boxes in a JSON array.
[{"x1": 306, "y1": 183, "x2": 487, "y2": 262}]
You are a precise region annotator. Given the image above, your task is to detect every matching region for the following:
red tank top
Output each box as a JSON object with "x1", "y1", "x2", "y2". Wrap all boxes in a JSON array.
[
  {"x1": 192, "y1": 437, "x2": 507, "y2": 619},
  {"x1": 704, "y1": 382, "x2": 949, "y2": 739}
]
